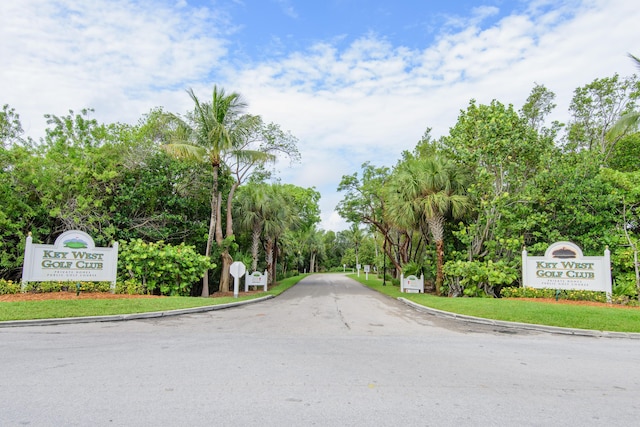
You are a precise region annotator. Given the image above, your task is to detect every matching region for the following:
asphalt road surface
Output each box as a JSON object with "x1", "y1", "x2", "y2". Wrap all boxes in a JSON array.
[{"x1": 2, "y1": 273, "x2": 640, "y2": 426}]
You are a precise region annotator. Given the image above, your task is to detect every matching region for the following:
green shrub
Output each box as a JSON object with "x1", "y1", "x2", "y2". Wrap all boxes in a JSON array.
[
  {"x1": 21, "y1": 281, "x2": 113, "y2": 293},
  {"x1": 500, "y1": 287, "x2": 609, "y2": 303},
  {"x1": 115, "y1": 279, "x2": 147, "y2": 295},
  {"x1": 118, "y1": 239, "x2": 215, "y2": 296},
  {"x1": 0, "y1": 279, "x2": 20, "y2": 295},
  {"x1": 444, "y1": 259, "x2": 518, "y2": 297},
  {"x1": 612, "y1": 275, "x2": 638, "y2": 299},
  {"x1": 401, "y1": 261, "x2": 423, "y2": 277}
]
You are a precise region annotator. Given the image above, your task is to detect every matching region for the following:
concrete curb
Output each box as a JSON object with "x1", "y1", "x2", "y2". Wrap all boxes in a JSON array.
[
  {"x1": 398, "y1": 297, "x2": 640, "y2": 340},
  {"x1": 0, "y1": 295, "x2": 275, "y2": 328}
]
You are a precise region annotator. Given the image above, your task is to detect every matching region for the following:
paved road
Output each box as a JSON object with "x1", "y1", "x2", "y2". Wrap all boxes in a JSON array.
[{"x1": 2, "y1": 273, "x2": 640, "y2": 426}]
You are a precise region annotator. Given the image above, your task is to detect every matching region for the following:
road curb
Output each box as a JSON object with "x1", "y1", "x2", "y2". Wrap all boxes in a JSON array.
[
  {"x1": 398, "y1": 297, "x2": 640, "y2": 339},
  {"x1": 0, "y1": 295, "x2": 275, "y2": 328}
]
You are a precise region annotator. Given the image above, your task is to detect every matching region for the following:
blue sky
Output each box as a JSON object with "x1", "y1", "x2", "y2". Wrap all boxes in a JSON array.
[
  {"x1": 1, "y1": 0, "x2": 639, "y2": 231},
  {"x1": 222, "y1": 0, "x2": 508, "y2": 58}
]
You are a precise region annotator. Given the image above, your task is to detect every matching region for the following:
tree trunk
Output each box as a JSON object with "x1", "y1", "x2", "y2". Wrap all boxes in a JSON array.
[
  {"x1": 273, "y1": 237, "x2": 279, "y2": 284},
  {"x1": 265, "y1": 238, "x2": 274, "y2": 284},
  {"x1": 226, "y1": 182, "x2": 239, "y2": 237},
  {"x1": 427, "y1": 215, "x2": 445, "y2": 295},
  {"x1": 201, "y1": 165, "x2": 220, "y2": 297},
  {"x1": 219, "y1": 249, "x2": 233, "y2": 293},
  {"x1": 251, "y1": 226, "x2": 261, "y2": 272},
  {"x1": 309, "y1": 253, "x2": 316, "y2": 273},
  {"x1": 218, "y1": 180, "x2": 241, "y2": 293},
  {"x1": 435, "y1": 239, "x2": 444, "y2": 295},
  {"x1": 215, "y1": 189, "x2": 231, "y2": 292},
  {"x1": 383, "y1": 235, "x2": 402, "y2": 275}
]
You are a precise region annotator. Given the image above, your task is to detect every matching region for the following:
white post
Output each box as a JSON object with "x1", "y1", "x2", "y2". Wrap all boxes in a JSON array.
[
  {"x1": 605, "y1": 246, "x2": 612, "y2": 302},
  {"x1": 21, "y1": 233, "x2": 33, "y2": 291},
  {"x1": 110, "y1": 241, "x2": 119, "y2": 293},
  {"x1": 229, "y1": 261, "x2": 246, "y2": 299},
  {"x1": 521, "y1": 248, "x2": 528, "y2": 289}
]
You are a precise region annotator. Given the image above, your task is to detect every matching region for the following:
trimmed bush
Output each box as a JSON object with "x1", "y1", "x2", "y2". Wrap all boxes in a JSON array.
[
  {"x1": 0, "y1": 279, "x2": 20, "y2": 295},
  {"x1": 118, "y1": 239, "x2": 215, "y2": 296},
  {"x1": 501, "y1": 286, "x2": 609, "y2": 303}
]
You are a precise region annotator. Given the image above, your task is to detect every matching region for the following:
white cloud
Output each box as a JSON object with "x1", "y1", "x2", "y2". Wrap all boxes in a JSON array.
[
  {"x1": 0, "y1": 0, "x2": 228, "y2": 137},
  {"x1": 227, "y1": 0, "x2": 640, "y2": 231},
  {"x1": 1, "y1": 0, "x2": 639, "y2": 232},
  {"x1": 275, "y1": 0, "x2": 298, "y2": 19}
]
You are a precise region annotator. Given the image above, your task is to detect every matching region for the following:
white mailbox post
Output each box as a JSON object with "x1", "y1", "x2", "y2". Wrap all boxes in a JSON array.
[
  {"x1": 245, "y1": 270, "x2": 268, "y2": 292},
  {"x1": 229, "y1": 261, "x2": 246, "y2": 298}
]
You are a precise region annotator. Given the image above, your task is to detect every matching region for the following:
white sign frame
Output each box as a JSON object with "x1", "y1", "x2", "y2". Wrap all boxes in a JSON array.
[
  {"x1": 522, "y1": 241, "x2": 612, "y2": 298},
  {"x1": 401, "y1": 273, "x2": 424, "y2": 293},
  {"x1": 245, "y1": 270, "x2": 268, "y2": 292},
  {"x1": 22, "y1": 230, "x2": 119, "y2": 291}
]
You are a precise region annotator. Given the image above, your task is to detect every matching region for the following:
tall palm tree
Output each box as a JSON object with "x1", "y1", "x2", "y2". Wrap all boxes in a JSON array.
[
  {"x1": 163, "y1": 86, "x2": 246, "y2": 297},
  {"x1": 386, "y1": 156, "x2": 469, "y2": 295},
  {"x1": 262, "y1": 184, "x2": 300, "y2": 284},
  {"x1": 304, "y1": 227, "x2": 325, "y2": 273},
  {"x1": 236, "y1": 184, "x2": 268, "y2": 272}
]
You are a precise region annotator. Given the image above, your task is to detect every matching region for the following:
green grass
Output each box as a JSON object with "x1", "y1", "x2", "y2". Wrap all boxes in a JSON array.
[
  {"x1": 349, "y1": 274, "x2": 640, "y2": 333},
  {"x1": 6, "y1": 273, "x2": 640, "y2": 333},
  {"x1": 0, "y1": 274, "x2": 307, "y2": 322}
]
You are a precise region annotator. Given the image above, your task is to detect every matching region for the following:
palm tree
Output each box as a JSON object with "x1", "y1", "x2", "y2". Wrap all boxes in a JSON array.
[
  {"x1": 163, "y1": 86, "x2": 246, "y2": 297},
  {"x1": 304, "y1": 227, "x2": 325, "y2": 273},
  {"x1": 343, "y1": 224, "x2": 364, "y2": 269},
  {"x1": 606, "y1": 54, "x2": 640, "y2": 147},
  {"x1": 236, "y1": 184, "x2": 268, "y2": 272},
  {"x1": 262, "y1": 184, "x2": 301, "y2": 284},
  {"x1": 386, "y1": 156, "x2": 469, "y2": 295}
]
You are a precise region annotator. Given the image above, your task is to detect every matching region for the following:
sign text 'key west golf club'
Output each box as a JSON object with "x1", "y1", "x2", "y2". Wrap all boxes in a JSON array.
[
  {"x1": 522, "y1": 241, "x2": 612, "y2": 298},
  {"x1": 22, "y1": 230, "x2": 119, "y2": 291}
]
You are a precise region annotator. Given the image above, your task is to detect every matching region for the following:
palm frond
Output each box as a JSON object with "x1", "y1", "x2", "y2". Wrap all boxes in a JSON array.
[{"x1": 161, "y1": 143, "x2": 207, "y2": 162}]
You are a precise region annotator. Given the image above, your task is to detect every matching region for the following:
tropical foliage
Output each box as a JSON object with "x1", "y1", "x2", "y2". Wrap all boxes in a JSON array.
[
  {"x1": 2, "y1": 60, "x2": 640, "y2": 301},
  {"x1": 0, "y1": 93, "x2": 315, "y2": 294},
  {"x1": 337, "y1": 67, "x2": 640, "y2": 300}
]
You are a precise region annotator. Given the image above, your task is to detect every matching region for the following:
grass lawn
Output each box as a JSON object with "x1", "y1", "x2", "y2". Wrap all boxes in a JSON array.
[
  {"x1": 0, "y1": 275, "x2": 306, "y2": 322},
  {"x1": 349, "y1": 274, "x2": 640, "y2": 333}
]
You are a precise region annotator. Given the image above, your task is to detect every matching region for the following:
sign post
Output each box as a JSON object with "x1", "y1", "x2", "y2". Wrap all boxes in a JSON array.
[
  {"x1": 229, "y1": 261, "x2": 246, "y2": 298},
  {"x1": 364, "y1": 264, "x2": 370, "y2": 280}
]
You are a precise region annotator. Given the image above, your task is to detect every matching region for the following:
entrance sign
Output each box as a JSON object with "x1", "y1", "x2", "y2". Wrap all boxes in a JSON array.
[
  {"x1": 245, "y1": 270, "x2": 268, "y2": 292},
  {"x1": 401, "y1": 273, "x2": 424, "y2": 293},
  {"x1": 522, "y1": 241, "x2": 611, "y2": 296},
  {"x1": 22, "y1": 230, "x2": 119, "y2": 291},
  {"x1": 229, "y1": 261, "x2": 247, "y2": 298}
]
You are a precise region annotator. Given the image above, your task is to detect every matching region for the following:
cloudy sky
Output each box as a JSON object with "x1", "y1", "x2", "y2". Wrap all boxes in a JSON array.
[{"x1": 1, "y1": 0, "x2": 639, "y2": 231}]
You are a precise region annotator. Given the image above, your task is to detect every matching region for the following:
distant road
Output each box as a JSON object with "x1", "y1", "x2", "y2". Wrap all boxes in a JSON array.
[{"x1": 2, "y1": 273, "x2": 640, "y2": 426}]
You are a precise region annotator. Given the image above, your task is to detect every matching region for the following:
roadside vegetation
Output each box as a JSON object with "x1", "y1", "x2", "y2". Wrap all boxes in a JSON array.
[
  {"x1": 1, "y1": 56, "x2": 639, "y2": 305},
  {"x1": 350, "y1": 274, "x2": 640, "y2": 333},
  {"x1": 0, "y1": 275, "x2": 306, "y2": 322}
]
